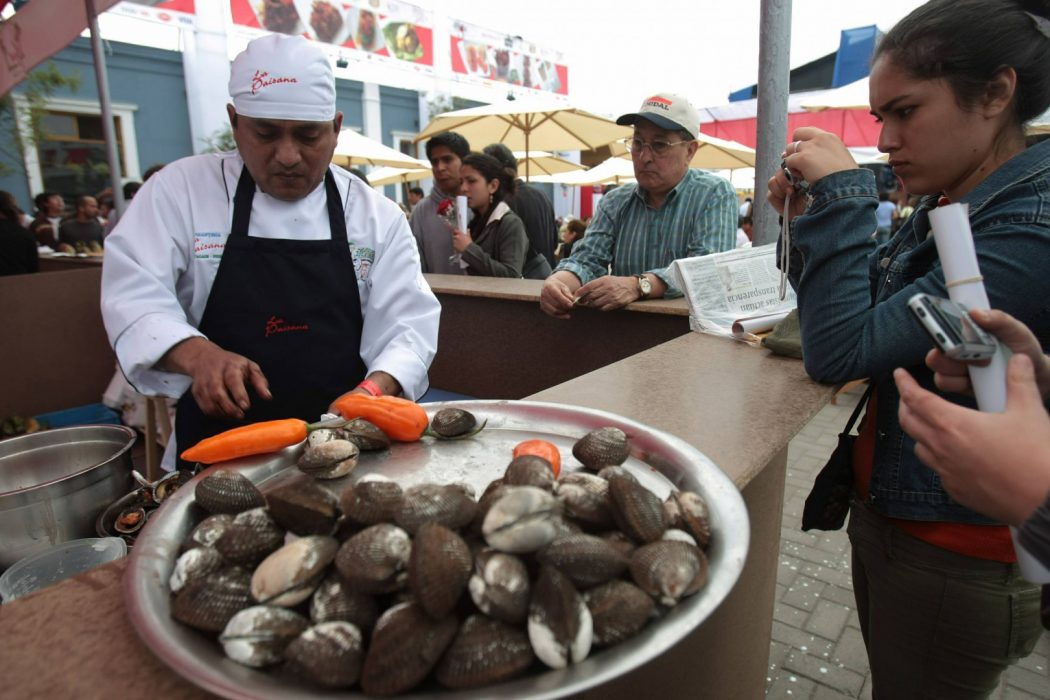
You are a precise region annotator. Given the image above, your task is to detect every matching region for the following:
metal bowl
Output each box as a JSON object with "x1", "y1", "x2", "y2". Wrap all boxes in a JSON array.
[
  {"x1": 0, "y1": 425, "x2": 136, "y2": 569},
  {"x1": 125, "y1": 401, "x2": 749, "y2": 699}
]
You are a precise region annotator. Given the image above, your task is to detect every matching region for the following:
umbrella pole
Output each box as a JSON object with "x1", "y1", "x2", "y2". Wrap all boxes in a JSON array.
[{"x1": 86, "y1": 0, "x2": 126, "y2": 216}]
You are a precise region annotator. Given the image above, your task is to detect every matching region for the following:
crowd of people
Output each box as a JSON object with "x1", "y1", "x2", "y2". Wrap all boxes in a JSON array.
[{"x1": 8, "y1": 0, "x2": 1050, "y2": 694}]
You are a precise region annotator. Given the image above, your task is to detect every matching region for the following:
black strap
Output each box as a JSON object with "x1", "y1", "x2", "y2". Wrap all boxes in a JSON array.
[{"x1": 843, "y1": 383, "x2": 874, "y2": 435}]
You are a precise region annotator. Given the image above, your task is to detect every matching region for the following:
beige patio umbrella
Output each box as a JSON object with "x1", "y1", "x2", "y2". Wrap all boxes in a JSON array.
[
  {"x1": 415, "y1": 98, "x2": 631, "y2": 179},
  {"x1": 366, "y1": 166, "x2": 432, "y2": 187},
  {"x1": 332, "y1": 129, "x2": 430, "y2": 169},
  {"x1": 512, "y1": 151, "x2": 585, "y2": 178},
  {"x1": 531, "y1": 157, "x2": 637, "y2": 187},
  {"x1": 609, "y1": 132, "x2": 757, "y2": 169}
]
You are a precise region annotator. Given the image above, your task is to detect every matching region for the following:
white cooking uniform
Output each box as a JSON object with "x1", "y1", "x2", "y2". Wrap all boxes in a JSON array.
[{"x1": 101, "y1": 151, "x2": 441, "y2": 467}]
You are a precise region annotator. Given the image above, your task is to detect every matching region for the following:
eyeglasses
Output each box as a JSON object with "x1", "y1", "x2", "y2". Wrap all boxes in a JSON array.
[{"x1": 621, "y1": 136, "x2": 694, "y2": 157}]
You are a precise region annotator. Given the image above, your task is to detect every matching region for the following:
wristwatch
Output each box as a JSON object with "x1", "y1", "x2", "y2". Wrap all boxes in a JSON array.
[{"x1": 636, "y1": 274, "x2": 652, "y2": 299}]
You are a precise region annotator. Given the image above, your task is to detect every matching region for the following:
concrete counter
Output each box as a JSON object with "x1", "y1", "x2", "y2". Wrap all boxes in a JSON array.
[{"x1": 0, "y1": 275, "x2": 832, "y2": 699}]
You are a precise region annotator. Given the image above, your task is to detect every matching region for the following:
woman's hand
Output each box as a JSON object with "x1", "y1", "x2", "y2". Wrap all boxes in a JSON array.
[
  {"x1": 767, "y1": 127, "x2": 858, "y2": 218},
  {"x1": 895, "y1": 355, "x2": 1050, "y2": 526},
  {"x1": 926, "y1": 309, "x2": 1050, "y2": 399},
  {"x1": 451, "y1": 227, "x2": 472, "y2": 253}
]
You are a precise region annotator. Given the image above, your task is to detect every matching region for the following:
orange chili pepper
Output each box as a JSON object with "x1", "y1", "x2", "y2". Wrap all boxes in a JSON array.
[
  {"x1": 180, "y1": 418, "x2": 308, "y2": 464},
  {"x1": 512, "y1": 439, "x2": 561, "y2": 478},
  {"x1": 331, "y1": 393, "x2": 429, "y2": 442}
]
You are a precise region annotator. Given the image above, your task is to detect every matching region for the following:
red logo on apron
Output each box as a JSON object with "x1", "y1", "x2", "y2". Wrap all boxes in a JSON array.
[{"x1": 265, "y1": 315, "x2": 310, "y2": 337}]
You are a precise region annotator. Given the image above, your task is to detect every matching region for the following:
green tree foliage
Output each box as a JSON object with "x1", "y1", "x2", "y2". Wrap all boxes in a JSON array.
[{"x1": 0, "y1": 61, "x2": 80, "y2": 188}]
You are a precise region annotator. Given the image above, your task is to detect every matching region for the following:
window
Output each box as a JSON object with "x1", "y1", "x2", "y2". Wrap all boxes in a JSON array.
[
  {"x1": 16, "y1": 96, "x2": 140, "y2": 203},
  {"x1": 392, "y1": 130, "x2": 421, "y2": 202}
]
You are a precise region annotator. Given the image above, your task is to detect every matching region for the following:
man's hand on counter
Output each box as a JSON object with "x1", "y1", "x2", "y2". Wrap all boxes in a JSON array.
[
  {"x1": 574, "y1": 274, "x2": 666, "y2": 312},
  {"x1": 540, "y1": 271, "x2": 580, "y2": 319},
  {"x1": 160, "y1": 337, "x2": 271, "y2": 420}
]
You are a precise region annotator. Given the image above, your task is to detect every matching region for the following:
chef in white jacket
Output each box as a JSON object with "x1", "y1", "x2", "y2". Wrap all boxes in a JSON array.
[{"x1": 101, "y1": 34, "x2": 441, "y2": 469}]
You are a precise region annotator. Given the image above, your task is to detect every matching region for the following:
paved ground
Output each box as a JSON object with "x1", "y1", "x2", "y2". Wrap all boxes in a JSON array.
[{"x1": 767, "y1": 384, "x2": 1050, "y2": 699}]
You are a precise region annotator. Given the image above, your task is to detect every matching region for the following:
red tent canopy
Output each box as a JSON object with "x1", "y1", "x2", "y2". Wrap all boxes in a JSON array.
[{"x1": 700, "y1": 108, "x2": 881, "y2": 149}]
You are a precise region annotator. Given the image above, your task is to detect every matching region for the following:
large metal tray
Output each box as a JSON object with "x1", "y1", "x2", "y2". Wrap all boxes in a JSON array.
[{"x1": 125, "y1": 400, "x2": 749, "y2": 699}]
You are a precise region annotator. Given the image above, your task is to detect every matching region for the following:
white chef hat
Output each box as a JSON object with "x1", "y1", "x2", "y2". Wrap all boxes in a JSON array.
[{"x1": 229, "y1": 34, "x2": 336, "y2": 122}]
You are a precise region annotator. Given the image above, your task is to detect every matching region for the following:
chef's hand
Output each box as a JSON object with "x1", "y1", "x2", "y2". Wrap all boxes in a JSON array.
[
  {"x1": 161, "y1": 337, "x2": 271, "y2": 420},
  {"x1": 767, "y1": 127, "x2": 857, "y2": 219},
  {"x1": 926, "y1": 309, "x2": 1050, "y2": 399},
  {"x1": 540, "y1": 271, "x2": 580, "y2": 319},
  {"x1": 450, "y1": 227, "x2": 472, "y2": 254}
]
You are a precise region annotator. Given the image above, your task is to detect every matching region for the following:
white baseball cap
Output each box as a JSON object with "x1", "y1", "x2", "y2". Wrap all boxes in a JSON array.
[
  {"x1": 616, "y1": 92, "x2": 700, "y2": 139},
  {"x1": 229, "y1": 34, "x2": 336, "y2": 122}
]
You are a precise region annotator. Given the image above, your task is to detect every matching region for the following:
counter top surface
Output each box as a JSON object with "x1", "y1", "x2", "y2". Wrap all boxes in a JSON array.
[{"x1": 425, "y1": 274, "x2": 690, "y2": 316}]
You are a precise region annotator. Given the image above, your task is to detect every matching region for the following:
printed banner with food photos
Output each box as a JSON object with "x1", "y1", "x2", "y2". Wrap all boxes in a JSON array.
[
  {"x1": 228, "y1": 0, "x2": 434, "y2": 68},
  {"x1": 111, "y1": 0, "x2": 197, "y2": 27},
  {"x1": 449, "y1": 19, "x2": 568, "y2": 96}
]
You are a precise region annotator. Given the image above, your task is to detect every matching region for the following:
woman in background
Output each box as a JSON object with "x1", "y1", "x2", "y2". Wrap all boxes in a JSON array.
[
  {"x1": 450, "y1": 153, "x2": 531, "y2": 277},
  {"x1": 767, "y1": 0, "x2": 1050, "y2": 695},
  {"x1": 556, "y1": 217, "x2": 587, "y2": 262}
]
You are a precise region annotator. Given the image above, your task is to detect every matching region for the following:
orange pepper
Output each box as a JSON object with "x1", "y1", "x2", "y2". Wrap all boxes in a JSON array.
[
  {"x1": 180, "y1": 418, "x2": 308, "y2": 464},
  {"x1": 512, "y1": 439, "x2": 561, "y2": 478},
  {"x1": 331, "y1": 392, "x2": 429, "y2": 442}
]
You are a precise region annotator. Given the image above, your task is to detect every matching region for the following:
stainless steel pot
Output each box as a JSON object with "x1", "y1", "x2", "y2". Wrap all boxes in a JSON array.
[{"x1": 0, "y1": 425, "x2": 136, "y2": 569}]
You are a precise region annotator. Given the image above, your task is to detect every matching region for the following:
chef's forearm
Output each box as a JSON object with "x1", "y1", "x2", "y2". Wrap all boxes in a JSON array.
[{"x1": 362, "y1": 371, "x2": 402, "y2": 397}]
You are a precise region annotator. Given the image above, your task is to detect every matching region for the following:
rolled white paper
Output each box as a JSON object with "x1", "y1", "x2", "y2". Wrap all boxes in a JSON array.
[
  {"x1": 455, "y1": 195, "x2": 468, "y2": 231},
  {"x1": 929, "y1": 203, "x2": 1049, "y2": 582}
]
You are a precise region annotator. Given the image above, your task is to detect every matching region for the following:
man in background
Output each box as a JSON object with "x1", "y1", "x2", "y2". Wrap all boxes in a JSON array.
[
  {"x1": 29, "y1": 192, "x2": 64, "y2": 248},
  {"x1": 540, "y1": 92, "x2": 736, "y2": 317},
  {"x1": 58, "y1": 195, "x2": 104, "y2": 247},
  {"x1": 407, "y1": 186, "x2": 424, "y2": 214},
  {"x1": 411, "y1": 131, "x2": 470, "y2": 274}
]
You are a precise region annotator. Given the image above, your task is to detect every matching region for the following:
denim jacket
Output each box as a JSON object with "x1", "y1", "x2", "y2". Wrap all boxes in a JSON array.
[{"x1": 785, "y1": 138, "x2": 1050, "y2": 523}]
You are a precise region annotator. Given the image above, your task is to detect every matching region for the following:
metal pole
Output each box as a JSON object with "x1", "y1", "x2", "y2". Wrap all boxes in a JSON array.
[
  {"x1": 753, "y1": 0, "x2": 792, "y2": 246},
  {"x1": 85, "y1": 0, "x2": 126, "y2": 216}
]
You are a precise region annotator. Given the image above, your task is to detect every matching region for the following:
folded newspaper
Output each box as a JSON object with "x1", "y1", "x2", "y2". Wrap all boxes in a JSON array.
[{"x1": 671, "y1": 243, "x2": 797, "y2": 343}]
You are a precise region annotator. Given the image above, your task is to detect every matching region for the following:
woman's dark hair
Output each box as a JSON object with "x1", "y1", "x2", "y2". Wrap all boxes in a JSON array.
[
  {"x1": 874, "y1": 0, "x2": 1050, "y2": 126},
  {"x1": 461, "y1": 152, "x2": 517, "y2": 235},
  {"x1": 566, "y1": 218, "x2": 587, "y2": 239},
  {"x1": 0, "y1": 191, "x2": 23, "y2": 222}
]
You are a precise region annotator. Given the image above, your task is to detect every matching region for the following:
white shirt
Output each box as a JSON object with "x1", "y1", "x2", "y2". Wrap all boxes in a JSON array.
[{"x1": 101, "y1": 151, "x2": 441, "y2": 406}]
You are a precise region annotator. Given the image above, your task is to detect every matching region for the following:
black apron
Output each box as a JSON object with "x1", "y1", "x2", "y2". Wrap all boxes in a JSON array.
[{"x1": 175, "y1": 167, "x2": 367, "y2": 466}]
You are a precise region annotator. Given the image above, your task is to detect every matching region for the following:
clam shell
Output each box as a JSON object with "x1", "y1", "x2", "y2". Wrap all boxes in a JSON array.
[
  {"x1": 572, "y1": 427, "x2": 630, "y2": 470},
  {"x1": 219, "y1": 605, "x2": 309, "y2": 668},
  {"x1": 360, "y1": 601, "x2": 458, "y2": 696},
  {"x1": 408, "y1": 522, "x2": 472, "y2": 619},
  {"x1": 662, "y1": 528, "x2": 698, "y2": 546},
  {"x1": 310, "y1": 574, "x2": 379, "y2": 633},
  {"x1": 504, "y1": 455, "x2": 555, "y2": 491},
  {"x1": 428, "y1": 407, "x2": 477, "y2": 438},
  {"x1": 664, "y1": 490, "x2": 711, "y2": 550},
  {"x1": 482, "y1": 486, "x2": 564, "y2": 554},
  {"x1": 584, "y1": 579, "x2": 656, "y2": 647},
  {"x1": 334, "y1": 523, "x2": 411, "y2": 594},
  {"x1": 114, "y1": 505, "x2": 147, "y2": 534},
  {"x1": 170, "y1": 545, "x2": 225, "y2": 594},
  {"x1": 537, "y1": 533, "x2": 628, "y2": 588},
  {"x1": 306, "y1": 427, "x2": 349, "y2": 448},
  {"x1": 435, "y1": 614, "x2": 534, "y2": 689},
  {"x1": 556, "y1": 471, "x2": 614, "y2": 530},
  {"x1": 213, "y1": 507, "x2": 285, "y2": 567},
  {"x1": 265, "y1": 479, "x2": 339, "y2": 536},
  {"x1": 297, "y1": 440, "x2": 360, "y2": 480},
  {"x1": 600, "y1": 530, "x2": 638, "y2": 559},
  {"x1": 171, "y1": 566, "x2": 253, "y2": 633},
  {"x1": 251, "y1": 536, "x2": 338, "y2": 607},
  {"x1": 608, "y1": 474, "x2": 667, "y2": 543},
  {"x1": 194, "y1": 469, "x2": 266, "y2": 515},
  {"x1": 181, "y1": 513, "x2": 234, "y2": 552},
  {"x1": 343, "y1": 418, "x2": 391, "y2": 451},
  {"x1": 527, "y1": 565, "x2": 593, "y2": 669},
  {"x1": 284, "y1": 621, "x2": 364, "y2": 688},
  {"x1": 630, "y1": 540, "x2": 709, "y2": 606},
  {"x1": 395, "y1": 483, "x2": 477, "y2": 535},
  {"x1": 468, "y1": 549, "x2": 530, "y2": 624},
  {"x1": 339, "y1": 476, "x2": 403, "y2": 526},
  {"x1": 469, "y1": 478, "x2": 507, "y2": 536},
  {"x1": 596, "y1": 465, "x2": 637, "y2": 484}
]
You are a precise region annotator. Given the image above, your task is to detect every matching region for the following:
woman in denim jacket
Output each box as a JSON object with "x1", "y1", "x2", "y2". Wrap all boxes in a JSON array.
[{"x1": 768, "y1": 0, "x2": 1050, "y2": 696}]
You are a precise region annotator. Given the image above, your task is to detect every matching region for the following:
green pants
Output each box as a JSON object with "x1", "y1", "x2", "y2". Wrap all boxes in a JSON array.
[{"x1": 848, "y1": 502, "x2": 1043, "y2": 699}]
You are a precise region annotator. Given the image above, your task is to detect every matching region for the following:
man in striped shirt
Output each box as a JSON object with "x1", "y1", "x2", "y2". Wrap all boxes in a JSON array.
[{"x1": 540, "y1": 92, "x2": 736, "y2": 318}]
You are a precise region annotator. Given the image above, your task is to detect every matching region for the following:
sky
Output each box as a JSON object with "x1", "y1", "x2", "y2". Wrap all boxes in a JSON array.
[{"x1": 423, "y1": 0, "x2": 928, "y2": 116}]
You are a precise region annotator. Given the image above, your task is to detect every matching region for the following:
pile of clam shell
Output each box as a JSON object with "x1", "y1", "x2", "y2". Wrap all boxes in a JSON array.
[{"x1": 168, "y1": 416, "x2": 713, "y2": 696}]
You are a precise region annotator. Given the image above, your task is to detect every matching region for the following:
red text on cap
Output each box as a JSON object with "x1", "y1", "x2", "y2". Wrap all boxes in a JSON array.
[{"x1": 251, "y1": 70, "x2": 299, "y2": 95}]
